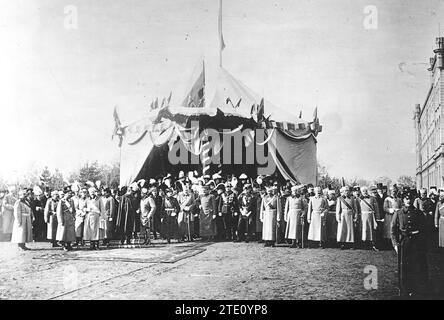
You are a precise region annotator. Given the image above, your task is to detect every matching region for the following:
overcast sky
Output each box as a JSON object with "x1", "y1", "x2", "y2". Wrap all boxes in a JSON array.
[{"x1": 0, "y1": 0, "x2": 443, "y2": 182}]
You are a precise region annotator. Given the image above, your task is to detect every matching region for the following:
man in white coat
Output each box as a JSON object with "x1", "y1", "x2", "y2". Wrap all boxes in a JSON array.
[
  {"x1": 307, "y1": 187, "x2": 329, "y2": 248},
  {"x1": 358, "y1": 187, "x2": 379, "y2": 251},
  {"x1": 336, "y1": 186, "x2": 358, "y2": 250},
  {"x1": 11, "y1": 189, "x2": 34, "y2": 250},
  {"x1": 284, "y1": 185, "x2": 307, "y2": 248},
  {"x1": 84, "y1": 187, "x2": 104, "y2": 250},
  {"x1": 44, "y1": 191, "x2": 60, "y2": 247}
]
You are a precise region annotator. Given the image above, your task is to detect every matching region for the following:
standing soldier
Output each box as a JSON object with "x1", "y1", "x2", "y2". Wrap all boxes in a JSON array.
[
  {"x1": 11, "y1": 189, "x2": 34, "y2": 250},
  {"x1": 150, "y1": 187, "x2": 163, "y2": 240},
  {"x1": 74, "y1": 187, "x2": 88, "y2": 247},
  {"x1": 161, "y1": 188, "x2": 180, "y2": 244},
  {"x1": 56, "y1": 187, "x2": 76, "y2": 251},
  {"x1": 2, "y1": 186, "x2": 17, "y2": 241},
  {"x1": 374, "y1": 184, "x2": 386, "y2": 249},
  {"x1": 284, "y1": 185, "x2": 307, "y2": 248},
  {"x1": 219, "y1": 182, "x2": 239, "y2": 241},
  {"x1": 139, "y1": 187, "x2": 156, "y2": 245},
  {"x1": 307, "y1": 187, "x2": 329, "y2": 248},
  {"x1": 277, "y1": 184, "x2": 290, "y2": 244},
  {"x1": 237, "y1": 184, "x2": 256, "y2": 243},
  {"x1": 435, "y1": 188, "x2": 444, "y2": 248},
  {"x1": 177, "y1": 181, "x2": 196, "y2": 242},
  {"x1": 325, "y1": 189, "x2": 338, "y2": 248},
  {"x1": 391, "y1": 191, "x2": 428, "y2": 298},
  {"x1": 336, "y1": 186, "x2": 358, "y2": 250},
  {"x1": 214, "y1": 183, "x2": 226, "y2": 241},
  {"x1": 101, "y1": 188, "x2": 116, "y2": 247},
  {"x1": 414, "y1": 188, "x2": 436, "y2": 250},
  {"x1": 115, "y1": 185, "x2": 139, "y2": 245},
  {"x1": 383, "y1": 186, "x2": 402, "y2": 250},
  {"x1": 252, "y1": 182, "x2": 264, "y2": 242},
  {"x1": 84, "y1": 187, "x2": 104, "y2": 250},
  {"x1": 352, "y1": 186, "x2": 362, "y2": 249},
  {"x1": 32, "y1": 187, "x2": 46, "y2": 241},
  {"x1": 260, "y1": 186, "x2": 281, "y2": 247},
  {"x1": 199, "y1": 184, "x2": 217, "y2": 241},
  {"x1": 44, "y1": 191, "x2": 60, "y2": 247},
  {"x1": 358, "y1": 187, "x2": 379, "y2": 251}
]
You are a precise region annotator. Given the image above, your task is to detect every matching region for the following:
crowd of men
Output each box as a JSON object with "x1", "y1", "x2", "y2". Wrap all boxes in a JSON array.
[
  {"x1": 1, "y1": 171, "x2": 443, "y2": 297},
  {"x1": 0, "y1": 172, "x2": 442, "y2": 253}
]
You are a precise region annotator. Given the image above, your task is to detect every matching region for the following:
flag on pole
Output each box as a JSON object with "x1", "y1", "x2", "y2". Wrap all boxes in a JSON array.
[
  {"x1": 218, "y1": 0, "x2": 226, "y2": 52},
  {"x1": 167, "y1": 91, "x2": 172, "y2": 105},
  {"x1": 112, "y1": 106, "x2": 124, "y2": 147},
  {"x1": 182, "y1": 60, "x2": 205, "y2": 108},
  {"x1": 112, "y1": 106, "x2": 121, "y2": 140}
]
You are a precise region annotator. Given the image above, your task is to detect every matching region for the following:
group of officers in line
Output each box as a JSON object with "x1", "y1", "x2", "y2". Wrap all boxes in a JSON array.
[
  {"x1": 1, "y1": 171, "x2": 443, "y2": 297},
  {"x1": 1, "y1": 171, "x2": 442, "y2": 254}
]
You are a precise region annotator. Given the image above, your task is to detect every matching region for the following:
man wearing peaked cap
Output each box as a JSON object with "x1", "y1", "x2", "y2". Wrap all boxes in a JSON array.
[
  {"x1": 391, "y1": 190, "x2": 428, "y2": 297},
  {"x1": 382, "y1": 186, "x2": 402, "y2": 250}
]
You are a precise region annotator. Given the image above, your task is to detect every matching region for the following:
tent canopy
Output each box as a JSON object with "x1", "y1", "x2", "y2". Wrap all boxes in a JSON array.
[{"x1": 118, "y1": 67, "x2": 321, "y2": 186}]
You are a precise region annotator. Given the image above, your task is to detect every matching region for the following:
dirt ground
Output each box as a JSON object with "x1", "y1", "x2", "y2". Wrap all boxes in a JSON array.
[{"x1": 0, "y1": 239, "x2": 443, "y2": 300}]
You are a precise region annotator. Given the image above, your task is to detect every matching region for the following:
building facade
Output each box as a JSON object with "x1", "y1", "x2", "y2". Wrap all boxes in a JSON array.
[{"x1": 414, "y1": 37, "x2": 444, "y2": 189}]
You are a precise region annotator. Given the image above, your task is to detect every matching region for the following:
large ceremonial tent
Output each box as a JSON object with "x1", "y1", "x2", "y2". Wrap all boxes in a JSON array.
[
  {"x1": 112, "y1": 1, "x2": 322, "y2": 187},
  {"x1": 114, "y1": 66, "x2": 322, "y2": 186}
]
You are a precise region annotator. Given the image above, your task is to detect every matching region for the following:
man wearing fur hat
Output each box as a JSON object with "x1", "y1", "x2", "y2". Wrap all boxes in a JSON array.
[
  {"x1": 84, "y1": 187, "x2": 104, "y2": 250},
  {"x1": 56, "y1": 186, "x2": 76, "y2": 251},
  {"x1": 44, "y1": 190, "x2": 60, "y2": 247},
  {"x1": 325, "y1": 189, "x2": 338, "y2": 247},
  {"x1": 11, "y1": 189, "x2": 34, "y2": 250},
  {"x1": 284, "y1": 185, "x2": 307, "y2": 248},
  {"x1": 336, "y1": 186, "x2": 358, "y2": 250},
  {"x1": 307, "y1": 187, "x2": 329, "y2": 248},
  {"x1": 260, "y1": 186, "x2": 281, "y2": 247},
  {"x1": 73, "y1": 187, "x2": 88, "y2": 246}
]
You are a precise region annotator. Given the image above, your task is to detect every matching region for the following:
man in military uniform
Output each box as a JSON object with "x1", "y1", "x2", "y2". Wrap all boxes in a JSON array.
[
  {"x1": 199, "y1": 184, "x2": 217, "y2": 241},
  {"x1": 358, "y1": 187, "x2": 379, "y2": 251},
  {"x1": 177, "y1": 181, "x2": 196, "y2": 242},
  {"x1": 383, "y1": 186, "x2": 402, "y2": 250},
  {"x1": 374, "y1": 183, "x2": 386, "y2": 249},
  {"x1": 391, "y1": 191, "x2": 428, "y2": 298},
  {"x1": 260, "y1": 186, "x2": 281, "y2": 247},
  {"x1": 352, "y1": 186, "x2": 362, "y2": 249},
  {"x1": 414, "y1": 188, "x2": 435, "y2": 251},
  {"x1": 336, "y1": 186, "x2": 358, "y2": 250},
  {"x1": 307, "y1": 186, "x2": 329, "y2": 248},
  {"x1": 214, "y1": 183, "x2": 226, "y2": 241},
  {"x1": 237, "y1": 184, "x2": 256, "y2": 243},
  {"x1": 161, "y1": 188, "x2": 180, "y2": 244},
  {"x1": 220, "y1": 182, "x2": 239, "y2": 241},
  {"x1": 44, "y1": 191, "x2": 60, "y2": 247}
]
